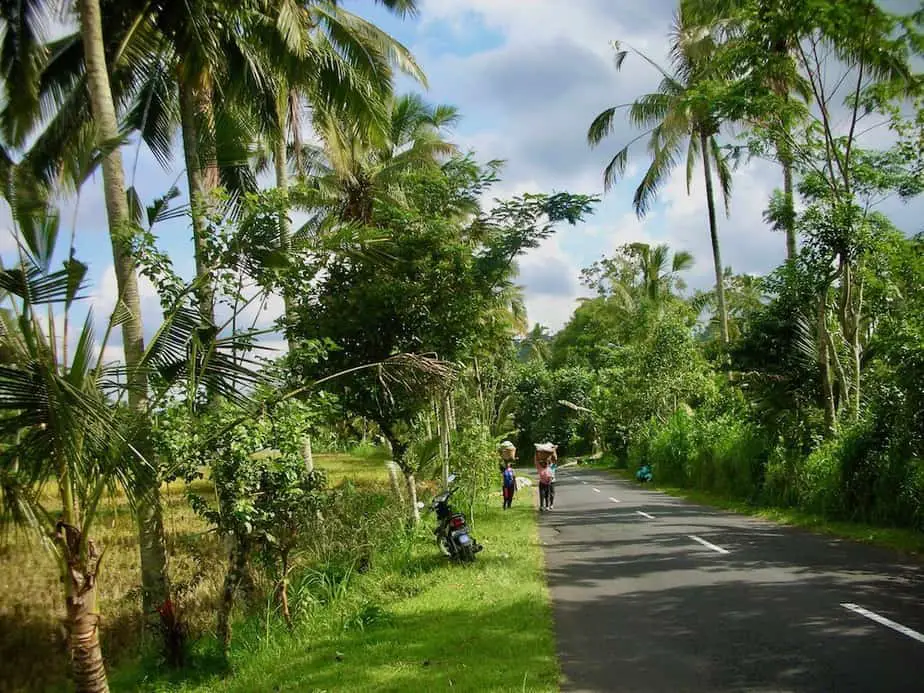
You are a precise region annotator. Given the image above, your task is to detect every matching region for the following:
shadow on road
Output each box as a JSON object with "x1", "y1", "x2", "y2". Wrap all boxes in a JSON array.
[{"x1": 541, "y1": 475, "x2": 924, "y2": 693}]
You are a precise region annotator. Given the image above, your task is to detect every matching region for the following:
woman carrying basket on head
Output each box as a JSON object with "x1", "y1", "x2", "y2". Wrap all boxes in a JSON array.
[
  {"x1": 535, "y1": 442, "x2": 558, "y2": 511},
  {"x1": 498, "y1": 441, "x2": 517, "y2": 510}
]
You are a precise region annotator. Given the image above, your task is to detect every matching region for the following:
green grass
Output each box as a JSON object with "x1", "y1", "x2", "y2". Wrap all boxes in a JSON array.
[
  {"x1": 314, "y1": 451, "x2": 390, "y2": 485},
  {"x1": 606, "y1": 469, "x2": 924, "y2": 556},
  {"x1": 112, "y1": 488, "x2": 556, "y2": 693}
]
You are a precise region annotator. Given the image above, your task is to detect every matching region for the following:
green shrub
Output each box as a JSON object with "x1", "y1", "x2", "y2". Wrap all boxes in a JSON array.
[
  {"x1": 629, "y1": 410, "x2": 769, "y2": 499},
  {"x1": 761, "y1": 444, "x2": 802, "y2": 507},
  {"x1": 642, "y1": 411, "x2": 696, "y2": 486},
  {"x1": 692, "y1": 416, "x2": 768, "y2": 499}
]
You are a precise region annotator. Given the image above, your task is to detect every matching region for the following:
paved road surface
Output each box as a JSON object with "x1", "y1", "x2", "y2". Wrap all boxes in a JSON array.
[{"x1": 536, "y1": 467, "x2": 924, "y2": 693}]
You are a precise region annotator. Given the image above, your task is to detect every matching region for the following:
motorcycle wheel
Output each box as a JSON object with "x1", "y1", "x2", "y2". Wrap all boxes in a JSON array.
[{"x1": 458, "y1": 543, "x2": 476, "y2": 563}]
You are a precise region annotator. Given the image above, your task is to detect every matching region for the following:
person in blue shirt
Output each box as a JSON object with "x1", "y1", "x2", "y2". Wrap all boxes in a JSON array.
[{"x1": 502, "y1": 461, "x2": 517, "y2": 510}]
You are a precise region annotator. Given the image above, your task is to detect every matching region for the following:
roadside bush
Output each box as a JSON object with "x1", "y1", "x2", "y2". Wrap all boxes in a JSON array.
[
  {"x1": 630, "y1": 410, "x2": 769, "y2": 499},
  {"x1": 797, "y1": 438, "x2": 846, "y2": 517},
  {"x1": 760, "y1": 444, "x2": 803, "y2": 507},
  {"x1": 796, "y1": 414, "x2": 924, "y2": 529},
  {"x1": 449, "y1": 424, "x2": 499, "y2": 525},
  {"x1": 691, "y1": 416, "x2": 768, "y2": 499},
  {"x1": 640, "y1": 411, "x2": 696, "y2": 485}
]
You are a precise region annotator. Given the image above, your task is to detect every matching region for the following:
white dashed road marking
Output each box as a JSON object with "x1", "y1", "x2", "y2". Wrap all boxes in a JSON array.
[
  {"x1": 609, "y1": 497, "x2": 620, "y2": 503},
  {"x1": 688, "y1": 535, "x2": 729, "y2": 554},
  {"x1": 592, "y1": 488, "x2": 601, "y2": 493},
  {"x1": 636, "y1": 511, "x2": 655, "y2": 520},
  {"x1": 841, "y1": 603, "x2": 924, "y2": 644}
]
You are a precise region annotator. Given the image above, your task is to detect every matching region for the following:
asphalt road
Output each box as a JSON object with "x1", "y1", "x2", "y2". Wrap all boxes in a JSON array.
[{"x1": 536, "y1": 467, "x2": 924, "y2": 693}]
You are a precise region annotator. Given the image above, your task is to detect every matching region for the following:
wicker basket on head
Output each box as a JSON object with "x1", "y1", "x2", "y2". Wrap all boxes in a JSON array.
[
  {"x1": 534, "y1": 442, "x2": 558, "y2": 464},
  {"x1": 499, "y1": 441, "x2": 516, "y2": 461}
]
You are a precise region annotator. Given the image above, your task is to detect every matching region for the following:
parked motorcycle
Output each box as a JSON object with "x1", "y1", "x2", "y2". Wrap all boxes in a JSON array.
[{"x1": 427, "y1": 474, "x2": 483, "y2": 562}]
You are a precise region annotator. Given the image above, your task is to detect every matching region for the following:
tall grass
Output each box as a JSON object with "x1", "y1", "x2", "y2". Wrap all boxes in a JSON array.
[{"x1": 627, "y1": 408, "x2": 924, "y2": 532}]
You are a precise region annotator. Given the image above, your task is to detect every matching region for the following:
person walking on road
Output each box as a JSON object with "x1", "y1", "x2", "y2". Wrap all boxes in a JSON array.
[
  {"x1": 502, "y1": 461, "x2": 517, "y2": 510},
  {"x1": 535, "y1": 442, "x2": 558, "y2": 511}
]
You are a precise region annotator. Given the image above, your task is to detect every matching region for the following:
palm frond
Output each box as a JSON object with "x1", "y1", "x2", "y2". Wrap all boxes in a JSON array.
[
  {"x1": 672, "y1": 250, "x2": 695, "y2": 273},
  {"x1": 0, "y1": 254, "x2": 88, "y2": 306},
  {"x1": 588, "y1": 106, "x2": 619, "y2": 146},
  {"x1": 710, "y1": 136, "x2": 733, "y2": 217},
  {"x1": 685, "y1": 132, "x2": 700, "y2": 195},
  {"x1": 634, "y1": 129, "x2": 681, "y2": 217}
]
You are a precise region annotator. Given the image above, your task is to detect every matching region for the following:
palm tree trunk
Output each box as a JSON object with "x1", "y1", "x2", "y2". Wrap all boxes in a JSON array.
[
  {"x1": 781, "y1": 155, "x2": 797, "y2": 260},
  {"x1": 775, "y1": 86, "x2": 797, "y2": 261},
  {"x1": 273, "y1": 106, "x2": 298, "y2": 354},
  {"x1": 217, "y1": 536, "x2": 251, "y2": 655},
  {"x1": 817, "y1": 291, "x2": 837, "y2": 436},
  {"x1": 289, "y1": 90, "x2": 305, "y2": 182},
  {"x1": 78, "y1": 0, "x2": 170, "y2": 630},
  {"x1": 405, "y1": 470, "x2": 420, "y2": 524},
  {"x1": 56, "y1": 521, "x2": 108, "y2": 693},
  {"x1": 179, "y1": 75, "x2": 217, "y2": 326},
  {"x1": 700, "y1": 132, "x2": 729, "y2": 343}
]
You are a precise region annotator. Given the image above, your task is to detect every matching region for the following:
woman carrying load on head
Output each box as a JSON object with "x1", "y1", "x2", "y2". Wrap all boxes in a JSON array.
[
  {"x1": 498, "y1": 441, "x2": 518, "y2": 510},
  {"x1": 534, "y1": 442, "x2": 558, "y2": 511}
]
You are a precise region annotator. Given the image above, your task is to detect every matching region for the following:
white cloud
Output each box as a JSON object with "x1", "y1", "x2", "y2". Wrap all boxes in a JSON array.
[{"x1": 518, "y1": 235, "x2": 582, "y2": 330}]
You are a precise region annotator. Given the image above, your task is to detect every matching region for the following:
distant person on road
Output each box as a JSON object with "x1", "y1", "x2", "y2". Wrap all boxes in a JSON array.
[
  {"x1": 535, "y1": 442, "x2": 558, "y2": 511},
  {"x1": 502, "y1": 461, "x2": 517, "y2": 510}
]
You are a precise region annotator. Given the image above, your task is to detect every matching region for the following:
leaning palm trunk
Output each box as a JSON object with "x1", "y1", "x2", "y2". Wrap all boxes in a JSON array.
[
  {"x1": 57, "y1": 523, "x2": 109, "y2": 693},
  {"x1": 78, "y1": 0, "x2": 170, "y2": 629},
  {"x1": 700, "y1": 132, "x2": 729, "y2": 343},
  {"x1": 179, "y1": 74, "x2": 219, "y2": 326}
]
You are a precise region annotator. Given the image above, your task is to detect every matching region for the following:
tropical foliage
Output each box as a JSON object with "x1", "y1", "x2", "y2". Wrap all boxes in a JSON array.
[{"x1": 1, "y1": 0, "x2": 923, "y2": 691}]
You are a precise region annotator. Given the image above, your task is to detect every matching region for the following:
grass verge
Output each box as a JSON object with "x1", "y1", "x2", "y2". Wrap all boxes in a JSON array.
[
  {"x1": 112, "y1": 480, "x2": 556, "y2": 692},
  {"x1": 603, "y1": 468, "x2": 924, "y2": 556}
]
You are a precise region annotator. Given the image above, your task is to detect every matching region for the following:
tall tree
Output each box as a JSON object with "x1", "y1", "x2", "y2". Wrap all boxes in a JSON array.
[
  {"x1": 588, "y1": 8, "x2": 734, "y2": 342},
  {"x1": 263, "y1": 0, "x2": 426, "y2": 351},
  {"x1": 683, "y1": 0, "x2": 813, "y2": 260},
  {"x1": 706, "y1": 0, "x2": 923, "y2": 427},
  {"x1": 76, "y1": 0, "x2": 170, "y2": 627}
]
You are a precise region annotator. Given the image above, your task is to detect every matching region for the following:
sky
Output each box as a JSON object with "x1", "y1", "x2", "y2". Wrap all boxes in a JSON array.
[{"x1": 2, "y1": 0, "x2": 923, "y2": 363}]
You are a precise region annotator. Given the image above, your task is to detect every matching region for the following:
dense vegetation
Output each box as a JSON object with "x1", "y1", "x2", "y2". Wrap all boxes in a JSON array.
[
  {"x1": 519, "y1": 1, "x2": 924, "y2": 533},
  {"x1": 0, "y1": 0, "x2": 922, "y2": 692}
]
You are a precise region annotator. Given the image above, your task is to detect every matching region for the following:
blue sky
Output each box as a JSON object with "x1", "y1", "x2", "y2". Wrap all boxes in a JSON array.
[{"x1": 3, "y1": 0, "x2": 923, "y2": 362}]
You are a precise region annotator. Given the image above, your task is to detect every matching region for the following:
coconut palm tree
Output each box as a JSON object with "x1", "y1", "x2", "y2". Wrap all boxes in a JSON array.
[
  {"x1": 0, "y1": 202, "x2": 267, "y2": 692},
  {"x1": 260, "y1": 0, "x2": 427, "y2": 351},
  {"x1": 682, "y1": 0, "x2": 812, "y2": 261},
  {"x1": 1, "y1": 0, "x2": 424, "y2": 617},
  {"x1": 627, "y1": 242, "x2": 694, "y2": 303},
  {"x1": 306, "y1": 92, "x2": 459, "y2": 226},
  {"x1": 588, "y1": 8, "x2": 733, "y2": 343}
]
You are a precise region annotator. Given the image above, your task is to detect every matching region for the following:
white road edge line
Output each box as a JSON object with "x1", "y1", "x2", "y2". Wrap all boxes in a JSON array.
[
  {"x1": 688, "y1": 534, "x2": 729, "y2": 554},
  {"x1": 592, "y1": 487, "x2": 601, "y2": 493},
  {"x1": 636, "y1": 511, "x2": 655, "y2": 520},
  {"x1": 841, "y1": 603, "x2": 924, "y2": 644},
  {"x1": 609, "y1": 497, "x2": 621, "y2": 503}
]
